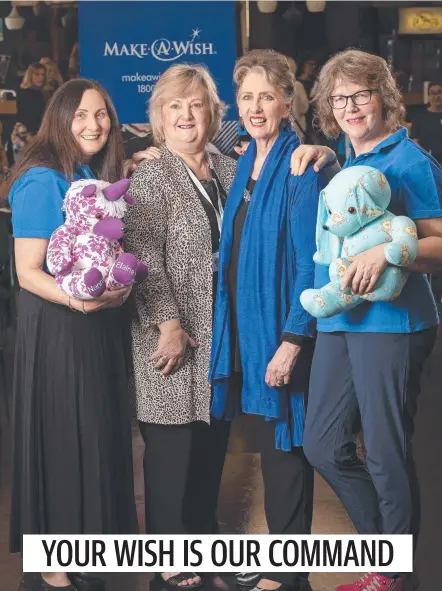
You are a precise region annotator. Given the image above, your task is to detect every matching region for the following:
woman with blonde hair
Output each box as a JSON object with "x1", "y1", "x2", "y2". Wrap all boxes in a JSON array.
[
  {"x1": 17, "y1": 62, "x2": 47, "y2": 136},
  {"x1": 125, "y1": 63, "x2": 236, "y2": 589},
  {"x1": 40, "y1": 57, "x2": 64, "y2": 100},
  {"x1": 292, "y1": 49, "x2": 442, "y2": 591},
  {"x1": 285, "y1": 55, "x2": 310, "y2": 142}
]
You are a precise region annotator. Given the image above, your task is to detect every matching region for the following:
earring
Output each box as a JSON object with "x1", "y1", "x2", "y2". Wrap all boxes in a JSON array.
[
  {"x1": 280, "y1": 118, "x2": 291, "y2": 133},
  {"x1": 237, "y1": 117, "x2": 248, "y2": 136}
]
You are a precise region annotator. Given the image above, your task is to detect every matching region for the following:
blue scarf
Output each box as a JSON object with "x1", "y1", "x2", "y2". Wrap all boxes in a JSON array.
[{"x1": 209, "y1": 131, "x2": 316, "y2": 450}]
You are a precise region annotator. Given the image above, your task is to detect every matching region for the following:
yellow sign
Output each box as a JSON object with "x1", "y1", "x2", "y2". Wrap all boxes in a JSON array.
[{"x1": 399, "y1": 7, "x2": 442, "y2": 34}]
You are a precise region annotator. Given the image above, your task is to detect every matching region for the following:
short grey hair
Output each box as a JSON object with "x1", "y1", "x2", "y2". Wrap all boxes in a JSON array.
[
  {"x1": 149, "y1": 63, "x2": 226, "y2": 144},
  {"x1": 233, "y1": 50, "x2": 295, "y2": 121}
]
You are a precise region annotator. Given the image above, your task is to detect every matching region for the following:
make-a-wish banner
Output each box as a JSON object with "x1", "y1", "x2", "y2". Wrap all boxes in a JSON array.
[{"x1": 79, "y1": 1, "x2": 237, "y2": 124}]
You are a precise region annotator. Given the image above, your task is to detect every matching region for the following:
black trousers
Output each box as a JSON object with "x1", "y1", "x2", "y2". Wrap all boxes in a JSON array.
[
  {"x1": 138, "y1": 417, "x2": 231, "y2": 535},
  {"x1": 230, "y1": 373, "x2": 314, "y2": 588},
  {"x1": 254, "y1": 418, "x2": 313, "y2": 587}
]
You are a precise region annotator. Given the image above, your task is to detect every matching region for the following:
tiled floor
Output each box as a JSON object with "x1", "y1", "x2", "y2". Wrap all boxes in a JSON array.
[{"x1": 1, "y1": 325, "x2": 441, "y2": 591}]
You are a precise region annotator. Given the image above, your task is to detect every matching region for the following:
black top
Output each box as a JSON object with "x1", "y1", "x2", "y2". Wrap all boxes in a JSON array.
[
  {"x1": 299, "y1": 78, "x2": 315, "y2": 98},
  {"x1": 17, "y1": 88, "x2": 46, "y2": 135},
  {"x1": 189, "y1": 171, "x2": 226, "y2": 254},
  {"x1": 188, "y1": 170, "x2": 227, "y2": 315},
  {"x1": 227, "y1": 178, "x2": 254, "y2": 371},
  {"x1": 411, "y1": 109, "x2": 442, "y2": 164}
]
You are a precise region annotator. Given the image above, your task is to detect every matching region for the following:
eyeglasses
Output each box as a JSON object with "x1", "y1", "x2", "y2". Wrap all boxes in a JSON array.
[
  {"x1": 327, "y1": 89, "x2": 377, "y2": 110},
  {"x1": 429, "y1": 88, "x2": 442, "y2": 96}
]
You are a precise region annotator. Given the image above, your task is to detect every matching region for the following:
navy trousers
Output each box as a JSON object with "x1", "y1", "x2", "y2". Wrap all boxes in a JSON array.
[{"x1": 303, "y1": 329, "x2": 437, "y2": 575}]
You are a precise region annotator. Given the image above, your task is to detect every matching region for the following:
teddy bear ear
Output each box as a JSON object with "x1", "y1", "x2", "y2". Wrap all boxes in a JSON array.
[{"x1": 80, "y1": 184, "x2": 97, "y2": 197}]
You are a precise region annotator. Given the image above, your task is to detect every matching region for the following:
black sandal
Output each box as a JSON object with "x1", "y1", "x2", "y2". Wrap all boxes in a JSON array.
[
  {"x1": 155, "y1": 573, "x2": 203, "y2": 590},
  {"x1": 155, "y1": 573, "x2": 203, "y2": 591},
  {"x1": 235, "y1": 573, "x2": 261, "y2": 587}
]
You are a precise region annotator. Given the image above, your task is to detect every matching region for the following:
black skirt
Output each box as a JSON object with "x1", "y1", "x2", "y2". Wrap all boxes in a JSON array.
[{"x1": 10, "y1": 290, "x2": 138, "y2": 553}]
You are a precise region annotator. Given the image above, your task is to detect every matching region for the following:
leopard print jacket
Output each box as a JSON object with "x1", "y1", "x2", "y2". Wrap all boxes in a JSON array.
[{"x1": 125, "y1": 146, "x2": 237, "y2": 425}]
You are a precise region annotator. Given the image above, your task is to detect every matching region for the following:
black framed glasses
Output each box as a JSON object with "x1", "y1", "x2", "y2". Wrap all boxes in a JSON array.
[{"x1": 327, "y1": 89, "x2": 377, "y2": 110}]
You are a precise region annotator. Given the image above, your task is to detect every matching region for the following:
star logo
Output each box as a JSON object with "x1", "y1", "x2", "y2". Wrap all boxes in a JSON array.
[{"x1": 191, "y1": 28, "x2": 201, "y2": 40}]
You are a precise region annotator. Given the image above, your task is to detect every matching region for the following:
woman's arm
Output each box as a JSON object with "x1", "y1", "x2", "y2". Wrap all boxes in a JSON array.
[
  {"x1": 125, "y1": 163, "x2": 197, "y2": 376},
  {"x1": 409, "y1": 218, "x2": 442, "y2": 273},
  {"x1": 340, "y1": 222, "x2": 442, "y2": 295},
  {"x1": 124, "y1": 147, "x2": 162, "y2": 175},
  {"x1": 125, "y1": 163, "x2": 180, "y2": 326},
  {"x1": 291, "y1": 144, "x2": 340, "y2": 180},
  {"x1": 283, "y1": 170, "x2": 323, "y2": 337},
  {"x1": 342, "y1": 161, "x2": 442, "y2": 294},
  {"x1": 15, "y1": 238, "x2": 70, "y2": 306},
  {"x1": 265, "y1": 170, "x2": 324, "y2": 388},
  {"x1": 15, "y1": 238, "x2": 131, "y2": 312},
  {"x1": 401, "y1": 160, "x2": 442, "y2": 274}
]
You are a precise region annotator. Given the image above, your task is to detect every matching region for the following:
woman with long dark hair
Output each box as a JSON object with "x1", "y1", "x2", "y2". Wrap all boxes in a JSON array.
[{"x1": 8, "y1": 79, "x2": 138, "y2": 591}]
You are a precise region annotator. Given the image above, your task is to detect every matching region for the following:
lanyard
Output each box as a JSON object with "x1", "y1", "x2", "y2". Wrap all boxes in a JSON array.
[{"x1": 181, "y1": 159, "x2": 224, "y2": 233}]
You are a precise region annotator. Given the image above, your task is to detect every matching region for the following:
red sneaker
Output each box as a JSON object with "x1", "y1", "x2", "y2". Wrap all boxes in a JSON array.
[{"x1": 336, "y1": 573, "x2": 406, "y2": 591}]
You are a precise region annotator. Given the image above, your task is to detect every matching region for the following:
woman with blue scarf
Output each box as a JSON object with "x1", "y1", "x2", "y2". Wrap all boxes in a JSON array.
[{"x1": 210, "y1": 50, "x2": 325, "y2": 591}]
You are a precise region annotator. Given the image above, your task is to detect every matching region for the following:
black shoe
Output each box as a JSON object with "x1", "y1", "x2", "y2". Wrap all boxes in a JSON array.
[
  {"x1": 235, "y1": 574, "x2": 261, "y2": 588},
  {"x1": 67, "y1": 573, "x2": 105, "y2": 591},
  {"x1": 33, "y1": 573, "x2": 78, "y2": 590}
]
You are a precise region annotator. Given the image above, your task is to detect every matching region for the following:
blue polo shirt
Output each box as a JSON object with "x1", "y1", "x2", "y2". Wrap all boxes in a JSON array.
[
  {"x1": 315, "y1": 127, "x2": 441, "y2": 333},
  {"x1": 9, "y1": 165, "x2": 94, "y2": 239}
]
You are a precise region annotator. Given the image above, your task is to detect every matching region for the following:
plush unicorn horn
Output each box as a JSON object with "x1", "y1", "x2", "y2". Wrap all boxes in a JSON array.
[{"x1": 102, "y1": 179, "x2": 131, "y2": 201}]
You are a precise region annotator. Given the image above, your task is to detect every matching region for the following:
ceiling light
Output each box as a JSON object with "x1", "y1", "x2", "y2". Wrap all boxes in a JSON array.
[
  {"x1": 5, "y1": 6, "x2": 25, "y2": 30},
  {"x1": 306, "y1": 1, "x2": 326, "y2": 13}
]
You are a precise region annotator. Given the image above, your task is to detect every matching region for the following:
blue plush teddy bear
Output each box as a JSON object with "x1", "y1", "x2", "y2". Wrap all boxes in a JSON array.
[{"x1": 300, "y1": 165, "x2": 419, "y2": 319}]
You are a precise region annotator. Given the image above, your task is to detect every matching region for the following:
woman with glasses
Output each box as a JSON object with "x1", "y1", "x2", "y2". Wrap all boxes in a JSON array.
[{"x1": 291, "y1": 49, "x2": 442, "y2": 591}]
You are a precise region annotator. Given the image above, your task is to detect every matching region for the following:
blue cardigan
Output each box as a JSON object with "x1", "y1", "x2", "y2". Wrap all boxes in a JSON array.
[{"x1": 209, "y1": 131, "x2": 325, "y2": 449}]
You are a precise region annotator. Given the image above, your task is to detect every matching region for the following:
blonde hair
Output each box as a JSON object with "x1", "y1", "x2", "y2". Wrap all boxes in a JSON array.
[
  {"x1": 21, "y1": 62, "x2": 47, "y2": 89},
  {"x1": 233, "y1": 50, "x2": 295, "y2": 121},
  {"x1": 314, "y1": 49, "x2": 402, "y2": 138},
  {"x1": 40, "y1": 57, "x2": 63, "y2": 85},
  {"x1": 284, "y1": 55, "x2": 298, "y2": 77},
  {"x1": 149, "y1": 64, "x2": 226, "y2": 144}
]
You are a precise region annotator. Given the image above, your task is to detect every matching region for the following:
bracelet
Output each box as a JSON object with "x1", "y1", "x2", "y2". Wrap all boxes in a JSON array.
[{"x1": 68, "y1": 296, "x2": 77, "y2": 312}]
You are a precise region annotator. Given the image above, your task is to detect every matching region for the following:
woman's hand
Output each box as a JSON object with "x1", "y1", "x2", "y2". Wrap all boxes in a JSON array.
[
  {"x1": 234, "y1": 142, "x2": 250, "y2": 157},
  {"x1": 127, "y1": 147, "x2": 162, "y2": 173},
  {"x1": 341, "y1": 244, "x2": 388, "y2": 295},
  {"x1": 72, "y1": 286, "x2": 133, "y2": 313},
  {"x1": 291, "y1": 144, "x2": 337, "y2": 176},
  {"x1": 150, "y1": 320, "x2": 199, "y2": 377},
  {"x1": 265, "y1": 342, "x2": 301, "y2": 388}
]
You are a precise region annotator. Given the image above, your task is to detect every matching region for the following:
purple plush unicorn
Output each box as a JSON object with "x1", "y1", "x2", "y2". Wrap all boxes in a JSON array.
[{"x1": 47, "y1": 179, "x2": 147, "y2": 300}]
